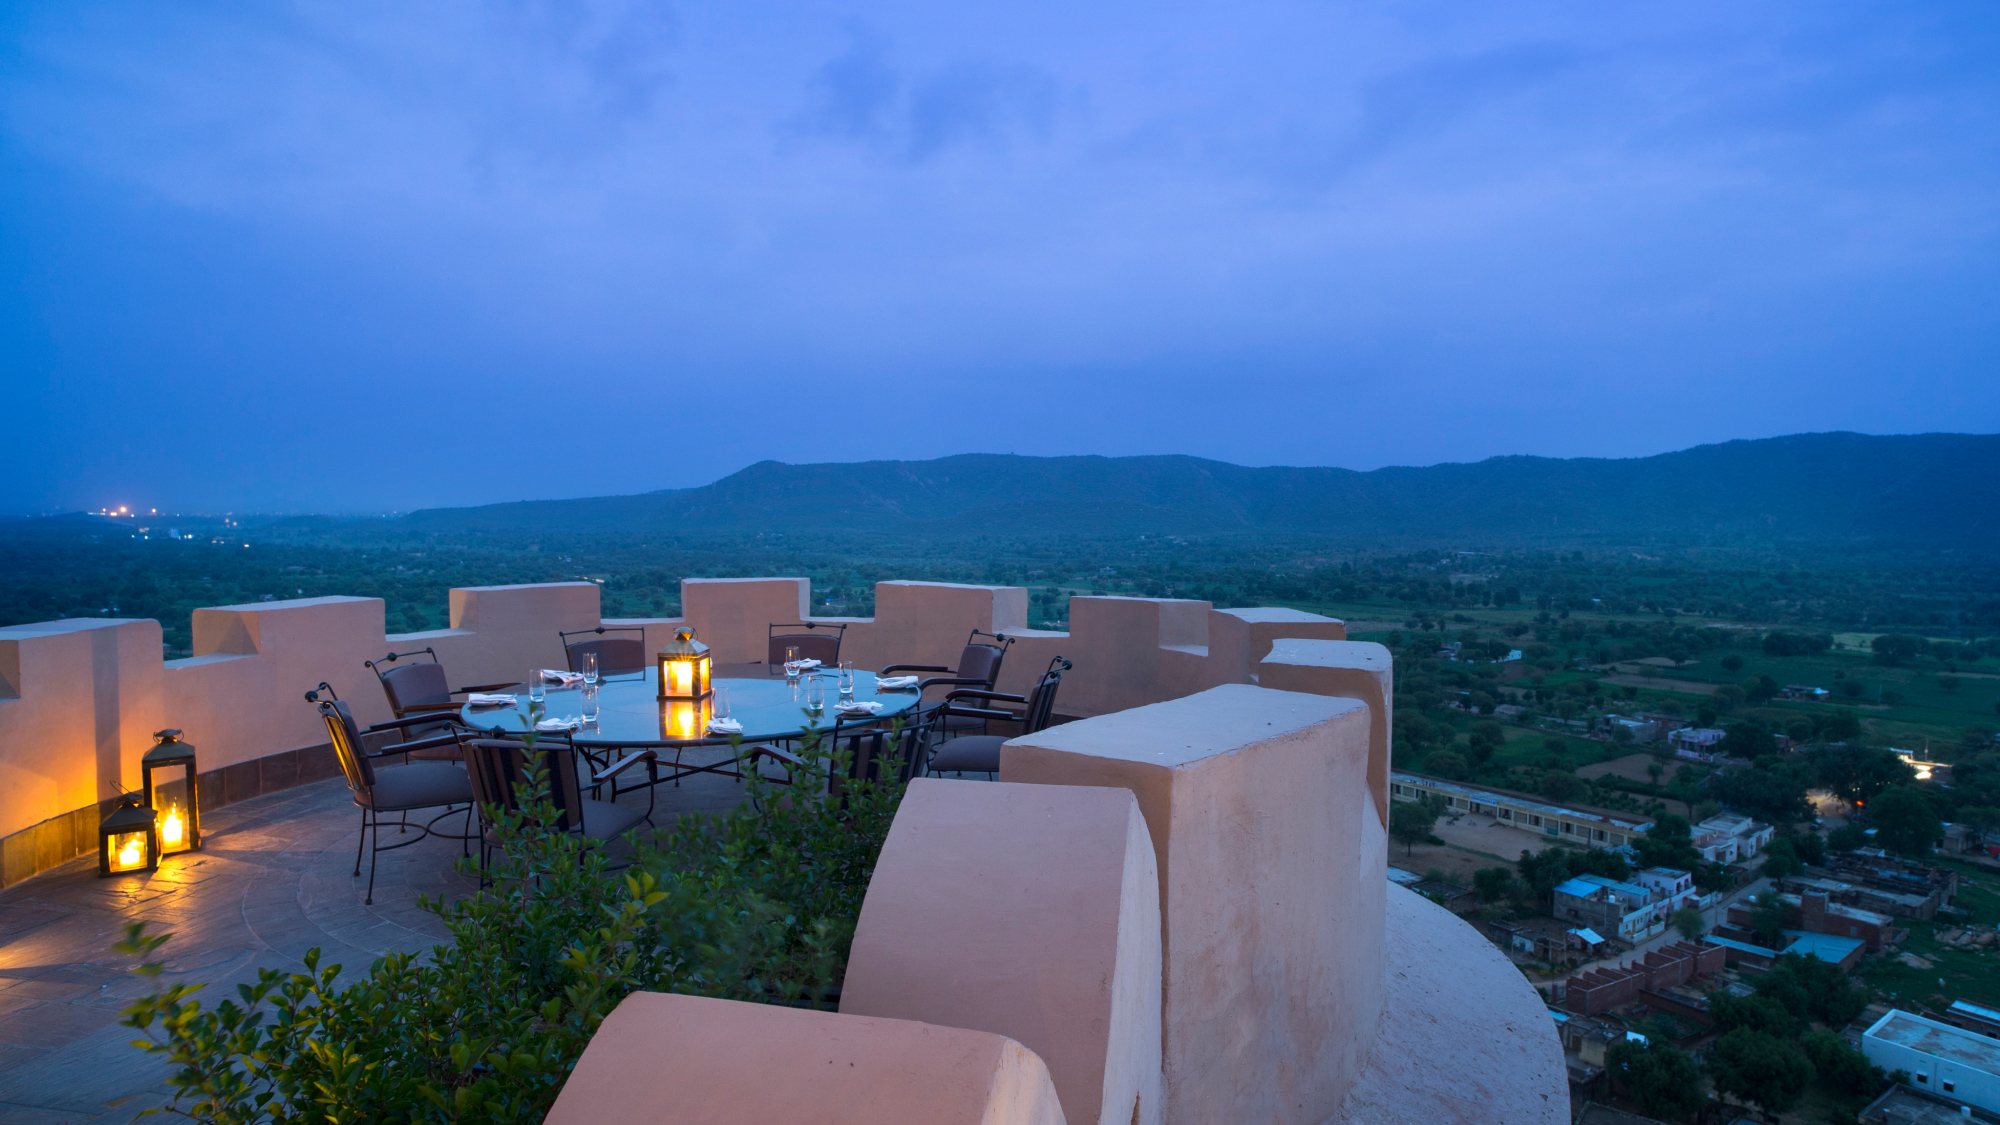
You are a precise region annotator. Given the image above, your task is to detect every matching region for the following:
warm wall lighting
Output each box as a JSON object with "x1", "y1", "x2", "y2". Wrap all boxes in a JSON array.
[{"x1": 656, "y1": 627, "x2": 712, "y2": 702}]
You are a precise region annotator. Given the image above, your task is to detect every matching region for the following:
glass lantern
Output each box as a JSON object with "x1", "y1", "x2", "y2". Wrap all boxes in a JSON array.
[
  {"x1": 142, "y1": 729, "x2": 201, "y2": 856},
  {"x1": 659, "y1": 698, "x2": 713, "y2": 741},
  {"x1": 656, "y1": 627, "x2": 713, "y2": 702},
  {"x1": 99, "y1": 798, "x2": 159, "y2": 877}
]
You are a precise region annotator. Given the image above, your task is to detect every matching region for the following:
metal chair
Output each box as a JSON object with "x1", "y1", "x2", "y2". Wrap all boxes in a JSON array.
[
  {"x1": 310, "y1": 692, "x2": 475, "y2": 905},
  {"x1": 767, "y1": 622, "x2": 846, "y2": 669},
  {"x1": 927, "y1": 657, "x2": 1072, "y2": 780},
  {"x1": 365, "y1": 648, "x2": 517, "y2": 758},
  {"x1": 560, "y1": 626, "x2": 649, "y2": 680},
  {"x1": 461, "y1": 737, "x2": 657, "y2": 871},
  {"x1": 883, "y1": 630, "x2": 1016, "y2": 733}
]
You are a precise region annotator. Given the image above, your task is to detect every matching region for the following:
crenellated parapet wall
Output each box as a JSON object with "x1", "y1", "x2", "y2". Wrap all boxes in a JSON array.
[{"x1": 0, "y1": 580, "x2": 1340, "y2": 885}]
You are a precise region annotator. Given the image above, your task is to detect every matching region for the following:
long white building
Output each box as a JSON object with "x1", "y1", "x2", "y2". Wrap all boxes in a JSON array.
[
  {"x1": 1389, "y1": 771, "x2": 1655, "y2": 849},
  {"x1": 1862, "y1": 1009, "x2": 2000, "y2": 1114}
]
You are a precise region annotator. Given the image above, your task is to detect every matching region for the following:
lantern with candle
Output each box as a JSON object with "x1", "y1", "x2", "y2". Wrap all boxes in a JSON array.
[
  {"x1": 656, "y1": 627, "x2": 713, "y2": 702},
  {"x1": 99, "y1": 797, "x2": 159, "y2": 877},
  {"x1": 141, "y1": 729, "x2": 202, "y2": 856}
]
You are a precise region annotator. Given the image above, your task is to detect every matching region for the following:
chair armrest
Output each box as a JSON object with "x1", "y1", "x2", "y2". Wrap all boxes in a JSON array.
[
  {"x1": 365, "y1": 732, "x2": 462, "y2": 757},
  {"x1": 366, "y1": 712, "x2": 463, "y2": 733},
  {"x1": 454, "y1": 682, "x2": 520, "y2": 695},
  {"x1": 881, "y1": 664, "x2": 953, "y2": 675},
  {"x1": 918, "y1": 676, "x2": 988, "y2": 692},
  {"x1": 590, "y1": 750, "x2": 656, "y2": 786},
  {"x1": 944, "y1": 689, "x2": 1027, "y2": 706},
  {"x1": 940, "y1": 705, "x2": 1017, "y2": 722}
]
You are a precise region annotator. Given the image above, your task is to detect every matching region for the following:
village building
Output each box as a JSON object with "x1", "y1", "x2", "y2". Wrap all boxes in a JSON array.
[
  {"x1": 1389, "y1": 771, "x2": 1655, "y2": 849},
  {"x1": 1863, "y1": 1010, "x2": 2000, "y2": 1116}
]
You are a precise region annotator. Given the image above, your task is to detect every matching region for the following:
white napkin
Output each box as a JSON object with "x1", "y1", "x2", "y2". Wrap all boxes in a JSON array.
[
  {"x1": 875, "y1": 675, "x2": 920, "y2": 689},
  {"x1": 707, "y1": 717, "x2": 744, "y2": 734},
  {"x1": 785, "y1": 658, "x2": 823, "y2": 672},
  {"x1": 539, "y1": 669, "x2": 585, "y2": 688},
  {"x1": 836, "y1": 701, "x2": 883, "y2": 716},
  {"x1": 536, "y1": 716, "x2": 584, "y2": 732},
  {"x1": 466, "y1": 693, "x2": 517, "y2": 707}
]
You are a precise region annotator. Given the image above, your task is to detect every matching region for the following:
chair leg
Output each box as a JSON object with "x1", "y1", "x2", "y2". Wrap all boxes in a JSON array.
[
  {"x1": 352, "y1": 808, "x2": 368, "y2": 876},
  {"x1": 365, "y1": 816, "x2": 381, "y2": 905}
]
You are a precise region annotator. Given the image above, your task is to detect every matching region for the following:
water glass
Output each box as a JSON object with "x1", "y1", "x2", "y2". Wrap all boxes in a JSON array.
[
  {"x1": 581, "y1": 685, "x2": 600, "y2": 725},
  {"x1": 528, "y1": 668, "x2": 546, "y2": 705},
  {"x1": 785, "y1": 645, "x2": 802, "y2": 682},
  {"x1": 838, "y1": 660, "x2": 855, "y2": 700},
  {"x1": 583, "y1": 651, "x2": 599, "y2": 689},
  {"x1": 714, "y1": 686, "x2": 731, "y2": 722},
  {"x1": 804, "y1": 673, "x2": 825, "y2": 716}
]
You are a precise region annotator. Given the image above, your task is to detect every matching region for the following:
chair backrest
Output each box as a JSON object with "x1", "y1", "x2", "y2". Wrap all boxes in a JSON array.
[
  {"x1": 768, "y1": 623, "x2": 845, "y2": 666},
  {"x1": 317, "y1": 700, "x2": 377, "y2": 793},
  {"x1": 375, "y1": 659, "x2": 451, "y2": 715},
  {"x1": 464, "y1": 738, "x2": 587, "y2": 833},
  {"x1": 953, "y1": 629, "x2": 1015, "y2": 689},
  {"x1": 824, "y1": 707, "x2": 943, "y2": 791},
  {"x1": 565, "y1": 637, "x2": 647, "y2": 678},
  {"x1": 1023, "y1": 657, "x2": 1073, "y2": 733}
]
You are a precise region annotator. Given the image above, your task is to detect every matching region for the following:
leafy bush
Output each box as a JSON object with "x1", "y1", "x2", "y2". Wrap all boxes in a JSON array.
[
  {"x1": 1607, "y1": 1038, "x2": 1704, "y2": 1122},
  {"x1": 117, "y1": 729, "x2": 903, "y2": 1124}
]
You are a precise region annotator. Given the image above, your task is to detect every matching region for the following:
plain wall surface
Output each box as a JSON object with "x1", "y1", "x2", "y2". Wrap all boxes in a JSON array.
[
  {"x1": 843, "y1": 778, "x2": 1163, "y2": 1125},
  {"x1": 546, "y1": 991, "x2": 1067, "y2": 1125},
  {"x1": 1000, "y1": 683, "x2": 1383, "y2": 1125}
]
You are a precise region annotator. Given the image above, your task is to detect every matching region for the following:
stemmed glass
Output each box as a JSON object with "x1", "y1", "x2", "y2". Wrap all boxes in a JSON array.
[{"x1": 838, "y1": 660, "x2": 855, "y2": 701}]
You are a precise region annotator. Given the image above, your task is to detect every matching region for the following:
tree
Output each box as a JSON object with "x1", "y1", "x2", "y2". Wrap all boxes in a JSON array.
[
  {"x1": 1828, "y1": 823, "x2": 1869, "y2": 852},
  {"x1": 1646, "y1": 762, "x2": 1664, "y2": 785},
  {"x1": 1390, "y1": 797, "x2": 1441, "y2": 856},
  {"x1": 1938, "y1": 674, "x2": 1962, "y2": 693},
  {"x1": 1705, "y1": 1028, "x2": 1814, "y2": 1114},
  {"x1": 1869, "y1": 785, "x2": 1941, "y2": 857},
  {"x1": 1763, "y1": 952, "x2": 1870, "y2": 1027},
  {"x1": 1517, "y1": 849, "x2": 1573, "y2": 904},
  {"x1": 1821, "y1": 710, "x2": 1863, "y2": 742},
  {"x1": 1872, "y1": 634, "x2": 1927, "y2": 665},
  {"x1": 1801, "y1": 1029, "x2": 1886, "y2": 1097},
  {"x1": 1423, "y1": 750, "x2": 1470, "y2": 780},
  {"x1": 1743, "y1": 674, "x2": 1779, "y2": 704},
  {"x1": 1607, "y1": 1038, "x2": 1705, "y2": 1123},
  {"x1": 1721, "y1": 654, "x2": 1744, "y2": 673},
  {"x1": 1792, "y1": 831, "x2": 1825, "y2": 866},
  {"x1": 1811, "y1": 745, "x2": 1914, "y2": 806},
  {"x1": 1712, "y1": 763, "x2": 1810, "y2": 824},
  {"x1": 1671, "y1": 907, "x2": 1705, "y2": 940},
  {"x1": 1748, "y1": 890, "x2": 1790, "y2": 947},
  {"x1": 1472, "y1": 865, "x2": 1519, "y2": 903},
  {"x1": 1539, "y1": 770, "x2": 1586, "y2": 802},
  {"x1": 1760, "y1": 836, "x2": 1802, "y2": 878}
]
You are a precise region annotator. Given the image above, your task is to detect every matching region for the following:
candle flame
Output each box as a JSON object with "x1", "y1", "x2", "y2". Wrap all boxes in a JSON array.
[
  {"x1": 116, "y1": 834, "x2": 144, "y2": 869},
  {"x1": 162, "y1": 806, "x2": 184, "y2": 848}
]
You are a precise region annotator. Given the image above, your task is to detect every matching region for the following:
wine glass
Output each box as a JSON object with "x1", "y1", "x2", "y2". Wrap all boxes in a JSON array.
[
  {"x1": 583, "y1": 651, "x2": 599, "y2": 689},
  {"x1": 785, "y1": 645, "x2": 802, "y2": 683}
]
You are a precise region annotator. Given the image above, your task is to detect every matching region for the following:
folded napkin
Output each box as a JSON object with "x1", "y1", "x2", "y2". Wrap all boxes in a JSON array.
[
  {"x1": 538, "y1": 669, "x2": 585, "y2": 688},
  {"x1": 784, "y1": 658, "x2": 823, "y2": 671},
  {"x1": 535, "y1": 716, "x2": 584, "y2": 732},
  {"x1": 707, "y1": 717, "x2": 744, "y2": 735},
  {"x1": 836, "y1": 701, "x2": 883, "y2": 716},
  {"x1": 465, "y1": 693, "x2": 518, "y2": 707},
  {"x1": 874, "y1": 675, "x2": 920, "y2": 690}
]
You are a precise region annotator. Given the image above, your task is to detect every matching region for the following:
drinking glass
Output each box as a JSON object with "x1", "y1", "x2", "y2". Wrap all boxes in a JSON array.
[
  {"x1": 580, "y1": 685, "x2": 600, "y2": 726},
  {"x1": 713, "y1": 686, "x2": 731, "y2": 723},
  {"x1": 804, "y1": 673, "x2": 825, "y2": 716},
  {"x1": 838, "y1": 660, "x2": 855, "y2": 700},
  {"x1": 785, "y1": 645, "x2": 802, "y2": 683},
  {"x1": 583, "y1": 651, "x2": 599, "y2": 689},
  {"x1": 528, "y1": 668, "x2": 546, "y2": 705}
]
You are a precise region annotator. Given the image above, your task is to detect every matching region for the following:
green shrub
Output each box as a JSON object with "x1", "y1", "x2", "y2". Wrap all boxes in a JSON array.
[{"x1": 116, "y1": 727, "x2": 903, "y2": 1124}]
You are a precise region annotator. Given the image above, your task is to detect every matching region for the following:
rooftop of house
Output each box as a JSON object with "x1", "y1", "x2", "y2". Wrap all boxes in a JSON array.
[
  {"x1": 1867, "y1": 1010, "x2": 2000, "y2": 1075},
  {"x1": 1858, "y1": 1083, "x2": 2000, "y2": 1124},
  {"x1": 1389, "y1": 771, "x2": 1655, "y2": 833},
  {"x1": 1781, "y1": 930, "x2": 1866, "y2": 964},
  {"x1": 1555, "y1": 874, "x2": 1655, "y2": 905}
]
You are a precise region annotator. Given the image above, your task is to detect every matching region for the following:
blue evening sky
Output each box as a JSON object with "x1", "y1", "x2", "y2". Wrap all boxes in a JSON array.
[{"x1": 3, "y1": 1, "x2": 1997, "y2": 513}]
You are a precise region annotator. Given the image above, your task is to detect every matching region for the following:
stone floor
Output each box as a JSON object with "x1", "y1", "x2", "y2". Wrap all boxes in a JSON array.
[{"x1": 0, "y1": 762, "x2": 758, "y2": 1123}]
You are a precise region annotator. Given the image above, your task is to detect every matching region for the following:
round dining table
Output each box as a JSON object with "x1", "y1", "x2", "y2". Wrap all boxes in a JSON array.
[{"x1": 458, "y1": 662, "x2": 922, "y2": 748}]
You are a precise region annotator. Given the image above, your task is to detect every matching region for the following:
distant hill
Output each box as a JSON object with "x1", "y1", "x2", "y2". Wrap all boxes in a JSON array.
[{"x1": 392, "y1": 431, "x2": 2000, "y2": 546}]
